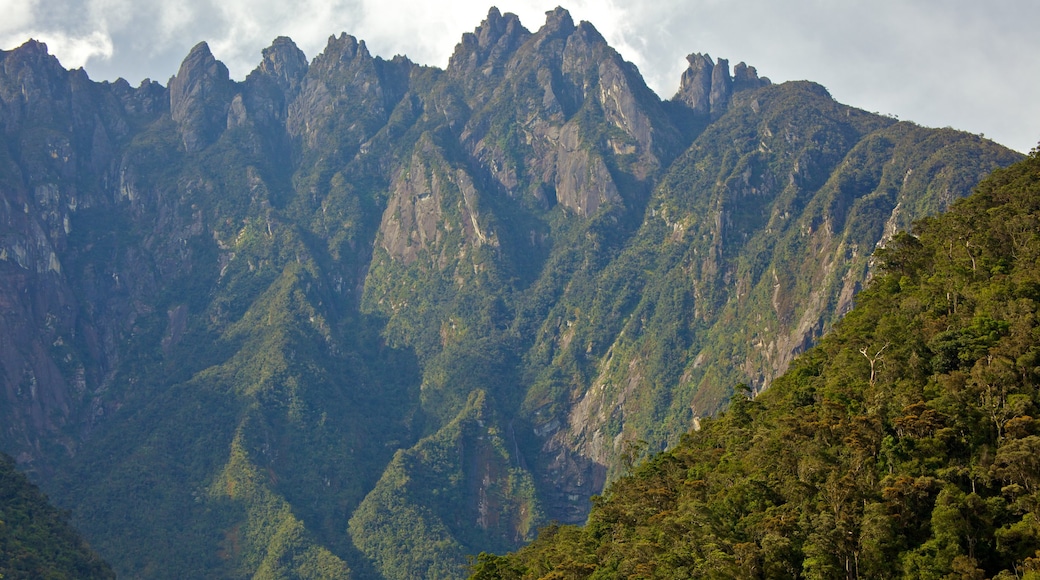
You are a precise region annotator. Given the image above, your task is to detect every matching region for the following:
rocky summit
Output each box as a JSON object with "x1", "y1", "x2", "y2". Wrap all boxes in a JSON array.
[{"x1": 0, "y1": 7, "x2": 1022, "y2": 579}]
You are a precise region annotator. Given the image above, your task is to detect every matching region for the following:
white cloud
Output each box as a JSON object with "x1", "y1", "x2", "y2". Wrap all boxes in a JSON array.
[
  {"x1": 0, "y1": 0, "x2": 38, "y2": 36},
  {"x1": 30, "y1": 29, "x2": 114, "y2": 69}
]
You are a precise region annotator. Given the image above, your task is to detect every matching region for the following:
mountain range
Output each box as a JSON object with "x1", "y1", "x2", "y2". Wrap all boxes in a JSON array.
[
  {"x1": 472, "y1": 147, "x2": 1040, "y2": 579},
  {"x1": 0, "y1": 6, "x2": 1022, "y2": 578}
]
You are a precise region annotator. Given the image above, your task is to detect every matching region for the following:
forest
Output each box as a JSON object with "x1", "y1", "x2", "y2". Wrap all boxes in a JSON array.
[{"x1": 471, "y1": 149, "x2": 1040, "y2": 578}]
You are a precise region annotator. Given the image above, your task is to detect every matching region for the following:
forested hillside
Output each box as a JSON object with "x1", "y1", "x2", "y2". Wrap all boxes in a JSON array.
[
  {"x1": 472, "y1": 149, "x2": 1040, "y2": 579},
  {"x1": 0, "y1": 6, "x2": 1024, "y2": 578},
  {"x1": 0, "y1": 453, "x2": 112, "y2": 579}
]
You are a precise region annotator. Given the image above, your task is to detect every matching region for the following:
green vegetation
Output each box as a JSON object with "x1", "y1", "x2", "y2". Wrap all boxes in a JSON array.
[
  {"x1": 0, "y1": 14, "x2": 1026, "y2": 580},
  {"x1": 350, "y1": 391, "x2": 541, "y2": 580},
  {"x1": 0, "y1": 453, "x2": 113, "y2": 579},
  {"x1": 470, "y1": 150, "x2": 1040, "y2": 579}
]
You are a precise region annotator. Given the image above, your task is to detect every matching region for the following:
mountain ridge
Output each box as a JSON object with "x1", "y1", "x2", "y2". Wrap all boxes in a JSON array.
[
  {"x1": 471, "y1": 148, "x2": 1040, "y2": 579},
  {"x1": 0, "y1": 6, "x2": 1023, "y2": 578}
]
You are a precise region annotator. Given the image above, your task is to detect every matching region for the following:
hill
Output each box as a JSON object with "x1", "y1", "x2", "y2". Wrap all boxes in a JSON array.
[{"x1": 471, "y1": 149, "x2": 1040, "y2": 579}]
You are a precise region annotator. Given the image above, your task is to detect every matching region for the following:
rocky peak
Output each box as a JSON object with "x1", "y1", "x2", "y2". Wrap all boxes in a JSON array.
[
  {"x1": 1, "y1": 39, "x2": 59, "y2": 68},
  {"x1": 109, "y1": 77, "x2": 167, "y2": 116},
  {"x1": 169, "y1": 41, "x2": 235, "y2": 152},
  {"x1": 287, "y1": 32, "x2": 411, "y2": 151},
  {"x1": 709, "y1": 57, "x2": 731, "y2": 112},
  {"x1": 0, "y1": 40, "x2": 74, "y2": 129},
  {"x1": 319, "y1": 33, "x2": 369, "y2": 66},
  {"x1": 675, "y1": 53, "x2": 713, "y2": 116},
  {"x1": 560, "y1": 19, "x2": 610, "y2": 82},
  {"x1": 674, "y1": 53, "x2": 769, "y2": 118},
  {"x1": 733, "y1": 61, "x2": 768, "y2": 92},
  {"x1": 0, "y1": 39, "x2": 69, "y2": 82},
  {"x1": 233, "y1": 37, "x2": 309, "y2": 130},
  {"x1": 541, "y1": 6, "x2": 576, "y2": 40},
  {"x1": 255, "y1": 36, "x2": 308, "y2": 96},
  {"x1": 447, "y1": 7, "x2": 530, "y2": 83}
]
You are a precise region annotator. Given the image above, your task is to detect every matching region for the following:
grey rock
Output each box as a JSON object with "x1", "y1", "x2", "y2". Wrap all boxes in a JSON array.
[{"x1": 169, "y1": 42, "x2": 235, "y2": 152}]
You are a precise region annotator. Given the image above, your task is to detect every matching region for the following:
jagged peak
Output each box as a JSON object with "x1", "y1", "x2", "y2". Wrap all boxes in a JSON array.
[
  {"x1": 541, "y1": 6, "x2": 575, "y2": 37},
  {"x1": 183, "y1": 41, "x2": 216, "y2": 66},
  {"x1": 674, "y1": 52, "x2": 768, "y2": 117},
  {"x1": 733, "y1": 61, "x2": 770, "y2": 90},
  {"x1": 320, "y1": 33, "x2": 370, "y2": 64},
  {"x1": 1, "y1": 38, "x2": 67, "y2": 72},
  {"x1": 8, "y1": 38, "x2": 51, "y2": 57},
  {"x1": 261, "y1": 36, "x2": 306, "y2": 70},
  {"x1": 448, "y1": 6, "x2": 528, "y2": 72},
  {"x1": 573, "y1": 20, "x2": 606, "y2": 46},
  {"x1": 686, "y1": 52, "x2": 713, "y2": 69},
  {"x1": 170, "y1": 40, "x2": 229, "y2": 89},
  {"x1": 252, "y1": 35, "x2": 308, "y2": 93},
  {"x1": 170, "y1": 41, "x2": 229, "y2": 93},
  {"x1": 169, "y1": 40, "x2": 233, "y2": 151}
]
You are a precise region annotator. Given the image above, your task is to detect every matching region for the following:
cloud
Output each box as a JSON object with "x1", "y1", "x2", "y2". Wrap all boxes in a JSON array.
[
  {"x1": 0, "y1": 0, "x2": 37, "y2": 37},
  {"x1": 28, "y1": 29, "x2": 114, "y2": 69}
]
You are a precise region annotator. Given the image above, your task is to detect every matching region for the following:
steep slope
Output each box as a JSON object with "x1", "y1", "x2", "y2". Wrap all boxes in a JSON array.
[
  {"x1": 517, "y1": 81, "x2": 1019, "y2": 506},
  {"x1": 0, "y1": 452, "x2": 113, "y2": 579},
  {"x1": 472, "y1": 146, "x2": 1040, "y2": 580},
  {"x1": 0, "y1": 7, "x2": 1025, "y2": 579}
]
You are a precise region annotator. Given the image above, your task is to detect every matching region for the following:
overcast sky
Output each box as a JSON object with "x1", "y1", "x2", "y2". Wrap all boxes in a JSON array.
[{"x1": 1, "y1": 0, "x2": 1037, "y2": 153}]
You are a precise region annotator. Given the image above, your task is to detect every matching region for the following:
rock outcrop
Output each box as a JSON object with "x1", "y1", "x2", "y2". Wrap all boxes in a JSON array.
[
  {"x1": 169, "y1": 42, "x2": 235, "y2": 152},
  {"x1": 674, "y1": 52, "x2": 769, "y2": 118}
]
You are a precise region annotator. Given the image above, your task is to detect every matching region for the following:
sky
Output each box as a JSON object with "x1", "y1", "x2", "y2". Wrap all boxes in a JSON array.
[{"x1": 1, "y1": 0, "x2": 1037, "y2": 153}]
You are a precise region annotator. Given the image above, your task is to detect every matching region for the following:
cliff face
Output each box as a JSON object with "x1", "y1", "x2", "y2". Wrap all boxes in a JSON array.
[
  {"x1": 0, "y1": 8, "x2": 1023, "y2": 579},
  {"x1": 674, "y1": 52, "x2": 769, "y2": 118},
  {"x1": 0, "y1": 39, "x2": 165, "y2": 464}
]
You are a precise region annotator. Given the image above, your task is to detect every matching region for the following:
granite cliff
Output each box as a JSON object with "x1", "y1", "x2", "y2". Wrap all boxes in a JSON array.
[{"x1": 0, "y1": 7, "x2": 1022, "y2": 579}]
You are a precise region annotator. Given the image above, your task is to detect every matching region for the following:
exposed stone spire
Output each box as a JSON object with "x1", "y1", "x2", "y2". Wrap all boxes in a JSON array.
[
  {"x1": 257, "y1": 36, "x2": 308, "y2": 96},
  {"x1": 542, "y1": 6, "x2": 576, "y2": 38},
  {"x1": 708, "y1": 57, "x2": 732, "y2": 113},
  {"x1": 447, "y1": 6, "x2": 530, "y2": 80},
  {"x1": 674, "y1": 54, "x2": 770, "y2": 118},
  {"x1": 676, "y1": 53, "x2": 714, "y2": 116},
  {"x1": 169, "y1": 41, "x2": 234, "y2": 152}
]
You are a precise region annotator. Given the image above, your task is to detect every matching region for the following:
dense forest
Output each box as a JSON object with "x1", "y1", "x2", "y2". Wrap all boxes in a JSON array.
[
  {"x1": 471, "y1": 149, "x2": 1040, "y2": 578},
  {"x1": 0, "y1": 453, "x2": 112, "y2": 579}
]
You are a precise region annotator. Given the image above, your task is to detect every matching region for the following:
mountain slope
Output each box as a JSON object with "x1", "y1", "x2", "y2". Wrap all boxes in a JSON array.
[
  {"x1": 0, "y1": 452, "x2": 113, "y2": 579},
  {"x1": 0, "y1": 7, "x2": 1024, "y2": 578},
  {"x1": 472, "y1": 148, "x2": 1040, "y2": 579}
]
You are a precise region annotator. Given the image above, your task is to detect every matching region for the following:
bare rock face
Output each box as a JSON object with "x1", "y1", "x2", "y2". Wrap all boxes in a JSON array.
[
  {"x1": 675, "y1": 53, "x2": 769, "y2": 118},
  {"x1": 447, "y1": 7, "x2": 531, "y2": 106},
  {"x1": 0, "y1": 40, "x2": 166, "y2": 462},
  {"x1": 677, "y1": 53, "x2": 714, "y2": 116},
  {"x1": 256, "y1": 36, "x2": 308, "y2": 97},
  {"x1": 232, "y1": 37, "x2": 309, "y2": 134},
  {"x1": 553, "y1": 123, "x2": 621, "y2": 217},
  {"x1": 709, "y1": 57, "x2": 732, "y2": 113},
  {"x1": 378, "y1": 133, "x2": 497, "y2": 265},
  {"x1": 733, "y1": 61, "x2": 767, "y2": 92},
  {"x1": 457, "y1": 7, "x2": 679, "y2": 218},
  {"x1": 169, "y1": 42, "x2": 235, "y2": 152},
  {"x1": 542, "y1": 6, "x2": 577, "y2": 39},
  {"x1": 287, "y1": 33, "x2": 411, "y2": 152}
]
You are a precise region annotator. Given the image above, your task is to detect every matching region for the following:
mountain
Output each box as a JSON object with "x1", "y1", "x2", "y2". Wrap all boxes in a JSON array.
[
  {"x1": 0, "y1": 7, "x2": 1023, "y2": 578},
  {"x1": 0, "y1": 452, "x2": 113, "y2": 579},
  {"x1": 471, "y1": 148, "x2": 1040, "y2": 579}
]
